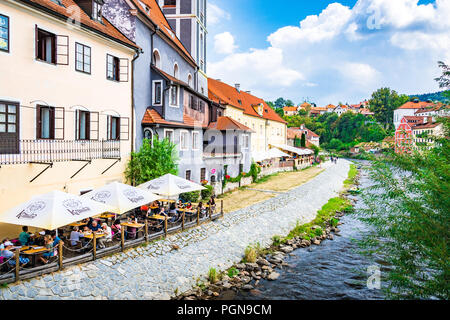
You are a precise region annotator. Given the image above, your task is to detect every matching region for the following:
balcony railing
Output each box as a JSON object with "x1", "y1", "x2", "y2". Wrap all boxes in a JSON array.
[{"x1": 0, "y1": 139, "x2": 121, "y2": 165}]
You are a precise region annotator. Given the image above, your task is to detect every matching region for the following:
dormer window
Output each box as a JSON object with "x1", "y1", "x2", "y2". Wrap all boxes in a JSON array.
[{"x1": 92, "y1": 0, "x2": 103, "y2": 23}]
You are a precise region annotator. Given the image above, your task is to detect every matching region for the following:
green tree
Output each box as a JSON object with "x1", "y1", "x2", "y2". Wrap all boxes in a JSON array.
[
  {"x1": 294, "y1": 136, "x2": 301, "y2": 148},
  {"x1": 355, "y1": 118, "x2": 450, "y2": 299},
  {"x1": 285, "y1": 99, "x2": 295, "y2": 107},
  {"x1": 301, "y1": 133, "x2": 306, "y2": 147},
  {"x1": 274, "y1": 97, "x2": 286, "y2": 109},
  {"x1": 434, "y1": 61, "x2": 450, "y2": 100},
  {"x1": 125, "y1": 138, "x2": 179, "y2": 186},
  {"x1": 369, "y1": 88, "x2": 409, "y2": 128},
  {"x1": 275, "y1": 108, "x2": 285, "y2": 118}
]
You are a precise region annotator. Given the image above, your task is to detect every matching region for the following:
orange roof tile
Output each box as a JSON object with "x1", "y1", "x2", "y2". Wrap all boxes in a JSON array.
[
  {"x1": 142, "y1": 109, "x2": 206, "y2": 128},
  {"x1": 208, "y1": 79, "x2": 287, "y2": 124},
  {"x1": 130, "y1": 0, "x2": 196, "y2": 65},
  {"x1": 208, "y1": 117, "x2": 253, "y2": 132},
  {"x1": 21, "y1": 0, "x2": 138, "y2": 49},
  {"x1": 283, "y1": 106, "x2": 298, "y2": 112},
  {"x1": 397, "y1": 101, "x2": 437, "y2": 110}
]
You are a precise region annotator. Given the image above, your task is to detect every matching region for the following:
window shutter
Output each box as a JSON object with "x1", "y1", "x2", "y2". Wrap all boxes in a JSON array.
[
  {"x1": 119, "y1": 58, "x2": 129, "y2": 82},
  {"x1": 50, "y1": 107, "x2": 55, "y2": 139},
  {"x1": 86, "y1": 112, "x2": 91, "y2": 140},
  {"x1": 120, "y1": 117, "x2": 130, "y2": 140},
  {"x1": 75, "y1": 110, "x2": 79, "y2": 140},
  {"x1": 56, "y1": 35, "x2": 69, "y2": 65},
  {"x1": 36, "y1": 105, "x2": 41, "y2": 139},
  {"x1": 54, "y1": 107, "x2": 65, "y2": 140},
  {"x1": 89, "y1": 111, "x2": 99, "y2": 140},
  {"x1": 35, "y1": 25, "x2": 39, "y2": 59},
  {"x1": 107, "y1": 115, "x2": 111, "y2": 140}
]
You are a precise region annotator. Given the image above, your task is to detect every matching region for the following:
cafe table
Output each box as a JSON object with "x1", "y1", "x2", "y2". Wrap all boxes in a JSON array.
[
  {"x1": 82, "y1": 232, "x2": 106, "y2": 240},
  {"x1": 21, "y1": 246, "x2": 51, "y2": 266},
  {"x1": 148, "y1": 215, "x2": 167, "y2": 221},
  {"x1": 96, "y1": 213, "x2": 116, "y2": 220},
  {"x1": 68, "y1": 221, "x2": 88, "y2": 228}
]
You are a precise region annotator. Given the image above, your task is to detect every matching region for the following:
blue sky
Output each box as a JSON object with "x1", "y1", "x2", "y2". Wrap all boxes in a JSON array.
[{"x1": 206, "y1": 0, "x2": 447, "y2": 106}]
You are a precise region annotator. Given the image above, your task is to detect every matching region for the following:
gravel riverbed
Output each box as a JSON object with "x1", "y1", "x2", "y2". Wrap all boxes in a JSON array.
[{"x1": 0, "y1": 160, "x2": 350, "y2": 300}]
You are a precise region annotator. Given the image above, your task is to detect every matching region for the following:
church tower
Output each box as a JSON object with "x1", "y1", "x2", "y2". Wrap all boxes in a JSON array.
[{"x1": 158, "y1": 0, "x2": 208, "y2": 95}]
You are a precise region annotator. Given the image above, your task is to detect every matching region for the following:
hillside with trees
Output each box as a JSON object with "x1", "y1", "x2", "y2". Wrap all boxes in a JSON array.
[{"x1": 285, "y1": 112, "x2": 387, "y2": 152}]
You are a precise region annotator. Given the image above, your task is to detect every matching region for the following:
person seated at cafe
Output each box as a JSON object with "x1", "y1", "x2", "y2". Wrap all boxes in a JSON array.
[
  {"x1": 111, "y1": 220, "x2": 121, "y2": 235},
  {"x1": 177, "y1": 200, "x2": 184, "y2": 209},
  {"x1": 89, "y1": 220, "x2": 101, "y2": 232},
  {"x1": 1, "y1": 240, "x2": 30, "y2": 266},
  {"x1": 168, "y1": 203, "x2": 178, "y2": 222},
  {"x1": 39, "y1": 235, "x2": 54, "y2": 264},
  {"x1": 97, "y1": 223, "x2": 112, "y2": 249},
  {"x1": 19, "y1": 226, "x2": 34, "y2": 246},
  {"x1": 126, "y1": 214, "x2": 138, "y2": 239},
  {"x1": 185, "y1": 202, "x2": 193, "y2": 210},
  {"x1": 198, "y1": 202, "x2": 207, "y2": 217},
  {"x1": 208, "y1": 196, "x2": 216, "y2": 213},
  {"x1": 69, "y1": 226, "x2": 84, "y2": 247}
]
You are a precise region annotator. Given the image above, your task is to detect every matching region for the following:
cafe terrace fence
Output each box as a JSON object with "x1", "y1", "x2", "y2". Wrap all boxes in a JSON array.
[{"x1": 0, "y1": 204, "x2": 223, "y2": 285}]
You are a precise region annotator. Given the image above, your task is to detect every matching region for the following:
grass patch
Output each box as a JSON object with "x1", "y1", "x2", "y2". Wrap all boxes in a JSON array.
[
  {"x1": 227, "y1": 267, "x2": 239, "y2": 278},
  {"x1": 254, "y1": 173, "x2": 279, "y2": 184},
  {"x1": 344, "y1": 164, "x2": 358, "y2": 188},
  {"x1": 242, "y1": 243, "x2": 265, "y2": 263},
  {"x1": 208, "y1": 268, "x2": 219, "y2": 284}
]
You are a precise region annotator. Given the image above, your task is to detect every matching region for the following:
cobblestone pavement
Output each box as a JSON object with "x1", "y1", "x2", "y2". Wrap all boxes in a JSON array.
[{"x1": 0, "y1": 160, "x2": 350, "y2": 300}]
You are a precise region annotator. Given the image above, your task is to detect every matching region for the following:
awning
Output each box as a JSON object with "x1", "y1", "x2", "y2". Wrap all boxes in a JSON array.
[
  {"x1": 270, "y1": 144, "x2": 314, "y2": 156},
  {"x1": 252, "y1": 148, "x2": 291, "y2": 162}
]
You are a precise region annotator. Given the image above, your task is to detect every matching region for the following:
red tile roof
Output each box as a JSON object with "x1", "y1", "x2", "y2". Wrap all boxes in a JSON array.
[
  {"x1": 208, "y1": 117, "x2": 253, "y2": 132},
  {"x1": 208, "y1": 78, "x2": 287, "y2": 124},
  {"x1": 397, "y1": 101, "x2": 436, "y2": 110},
  {"x1": 404, "y1": 116, "x2": 425, "y2": 125},
  {"x1": 130, "y1": 0, "x2": 196, "y2": 65},
  {"x1": 20, "y1": 0, "x2": 138, "y2": 49},
  {"x1": 283, "y1": 106, "x2": 298, "y2": 112},
  {"x1": 412, "y1": 122, "x2": 441, "y2": 130},
  {"x1": 142, "y1": 109, "x2": 206, "y2": 128}
]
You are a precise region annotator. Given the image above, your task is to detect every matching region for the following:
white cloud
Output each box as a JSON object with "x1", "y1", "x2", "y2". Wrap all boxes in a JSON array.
[
  {"x1": 208, "y1": 3, "x2": 231, "y2": 26},
  {"x1": 208, "y1": 47, "x2": 303, "y2": 91},
  {"x1": 208, "y1": 0, "x2": 450, "y2": 105},
  {"x1": 213, "y1": 32, "x2": 238, "y2": 55}
]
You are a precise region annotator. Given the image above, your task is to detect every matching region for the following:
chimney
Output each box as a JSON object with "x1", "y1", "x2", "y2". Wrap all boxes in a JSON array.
[
  {"x1": 235, "y1": 84, "x2": 240, "y2": 92},
  {"x1": 245, "y1": 90, "x2": 251, "y2": 94}
]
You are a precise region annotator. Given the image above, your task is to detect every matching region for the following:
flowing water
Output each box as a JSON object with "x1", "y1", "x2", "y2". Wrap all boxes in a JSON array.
[{"x1": 234, "y1": 162, "x2": 386, "y2": 300}]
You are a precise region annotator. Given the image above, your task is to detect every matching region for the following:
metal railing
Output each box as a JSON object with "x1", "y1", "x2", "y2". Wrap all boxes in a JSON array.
[{"x1": 0, "y1": 139, "x2": 121, "y2": 165}]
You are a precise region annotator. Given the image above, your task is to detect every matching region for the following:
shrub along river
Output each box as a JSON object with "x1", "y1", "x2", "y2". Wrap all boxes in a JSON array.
[{"x1": 234, "y1": 162, "x2": 386, "y2": 300}]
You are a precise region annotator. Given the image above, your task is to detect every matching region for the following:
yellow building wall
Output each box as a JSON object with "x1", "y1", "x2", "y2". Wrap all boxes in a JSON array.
[
  {"x1": 224, "y1": 105, "x2": 286, "y2": 153},
  {"x1": 0, "y1": 1, "x2": 135, "y2": 237}
]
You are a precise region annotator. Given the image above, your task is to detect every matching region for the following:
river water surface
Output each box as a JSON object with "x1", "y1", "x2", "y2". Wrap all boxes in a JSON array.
[{"x1": 234, "y1": 163, "x2": 386, "y2": 300}]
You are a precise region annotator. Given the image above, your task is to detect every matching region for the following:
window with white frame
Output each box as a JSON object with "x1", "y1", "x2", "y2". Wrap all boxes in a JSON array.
[
  {"x1": 170, "y1": 85, "x2": 179, "y2": 106},
  {"x1": 243, "y1": 134, "x2": 249, "y2": 149},
  {"x1": 192, "y1": 131, "x2": 199, "y2": 150},
  {"x1": 153, "y1": 80, "x2": 162, "y2": 105},
  {"x1": 164, "y1": 129, "x2": 174, "y2": 143},
  {"x1": 180, "y1": 130, "x2": 189, "y2": 150}
]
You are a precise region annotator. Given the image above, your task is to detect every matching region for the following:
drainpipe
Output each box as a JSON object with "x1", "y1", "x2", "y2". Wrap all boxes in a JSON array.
[{"x1": 131, "y1": 48, "x2": 142, "y2": 155}]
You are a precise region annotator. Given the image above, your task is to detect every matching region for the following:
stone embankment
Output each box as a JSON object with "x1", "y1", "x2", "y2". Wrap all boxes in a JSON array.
[{"x1": 0, "y1": 160, "x2": 350, "y2": 300}]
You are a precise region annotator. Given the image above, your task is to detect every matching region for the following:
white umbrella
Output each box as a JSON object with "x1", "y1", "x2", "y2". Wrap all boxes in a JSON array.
[
  {"x1": 0, "y1": 191, "x2": 113, "y2": 231},
  {"x1": 137, "y1": 173, "x2": 205, "y2": 197},
  {"x1": 81, "y1": 182, "x2": 161, "y2": 215}
]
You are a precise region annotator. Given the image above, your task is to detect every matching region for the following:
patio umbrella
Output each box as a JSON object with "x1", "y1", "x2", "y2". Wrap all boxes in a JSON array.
[
  {"x1": 0, "y1": 190, "x2": 113, "y2": 231},
  {"x1": 81, "y1": 182, "x2": 162, "y2": 215},
  {"x1": 137, "y1": 173, "x2": 206, "y2": 197}
]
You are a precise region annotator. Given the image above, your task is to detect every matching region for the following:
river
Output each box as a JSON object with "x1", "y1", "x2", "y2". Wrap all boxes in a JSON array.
[{"x1": 234, "y1": 162, "x2": 386, "y2": 300}]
